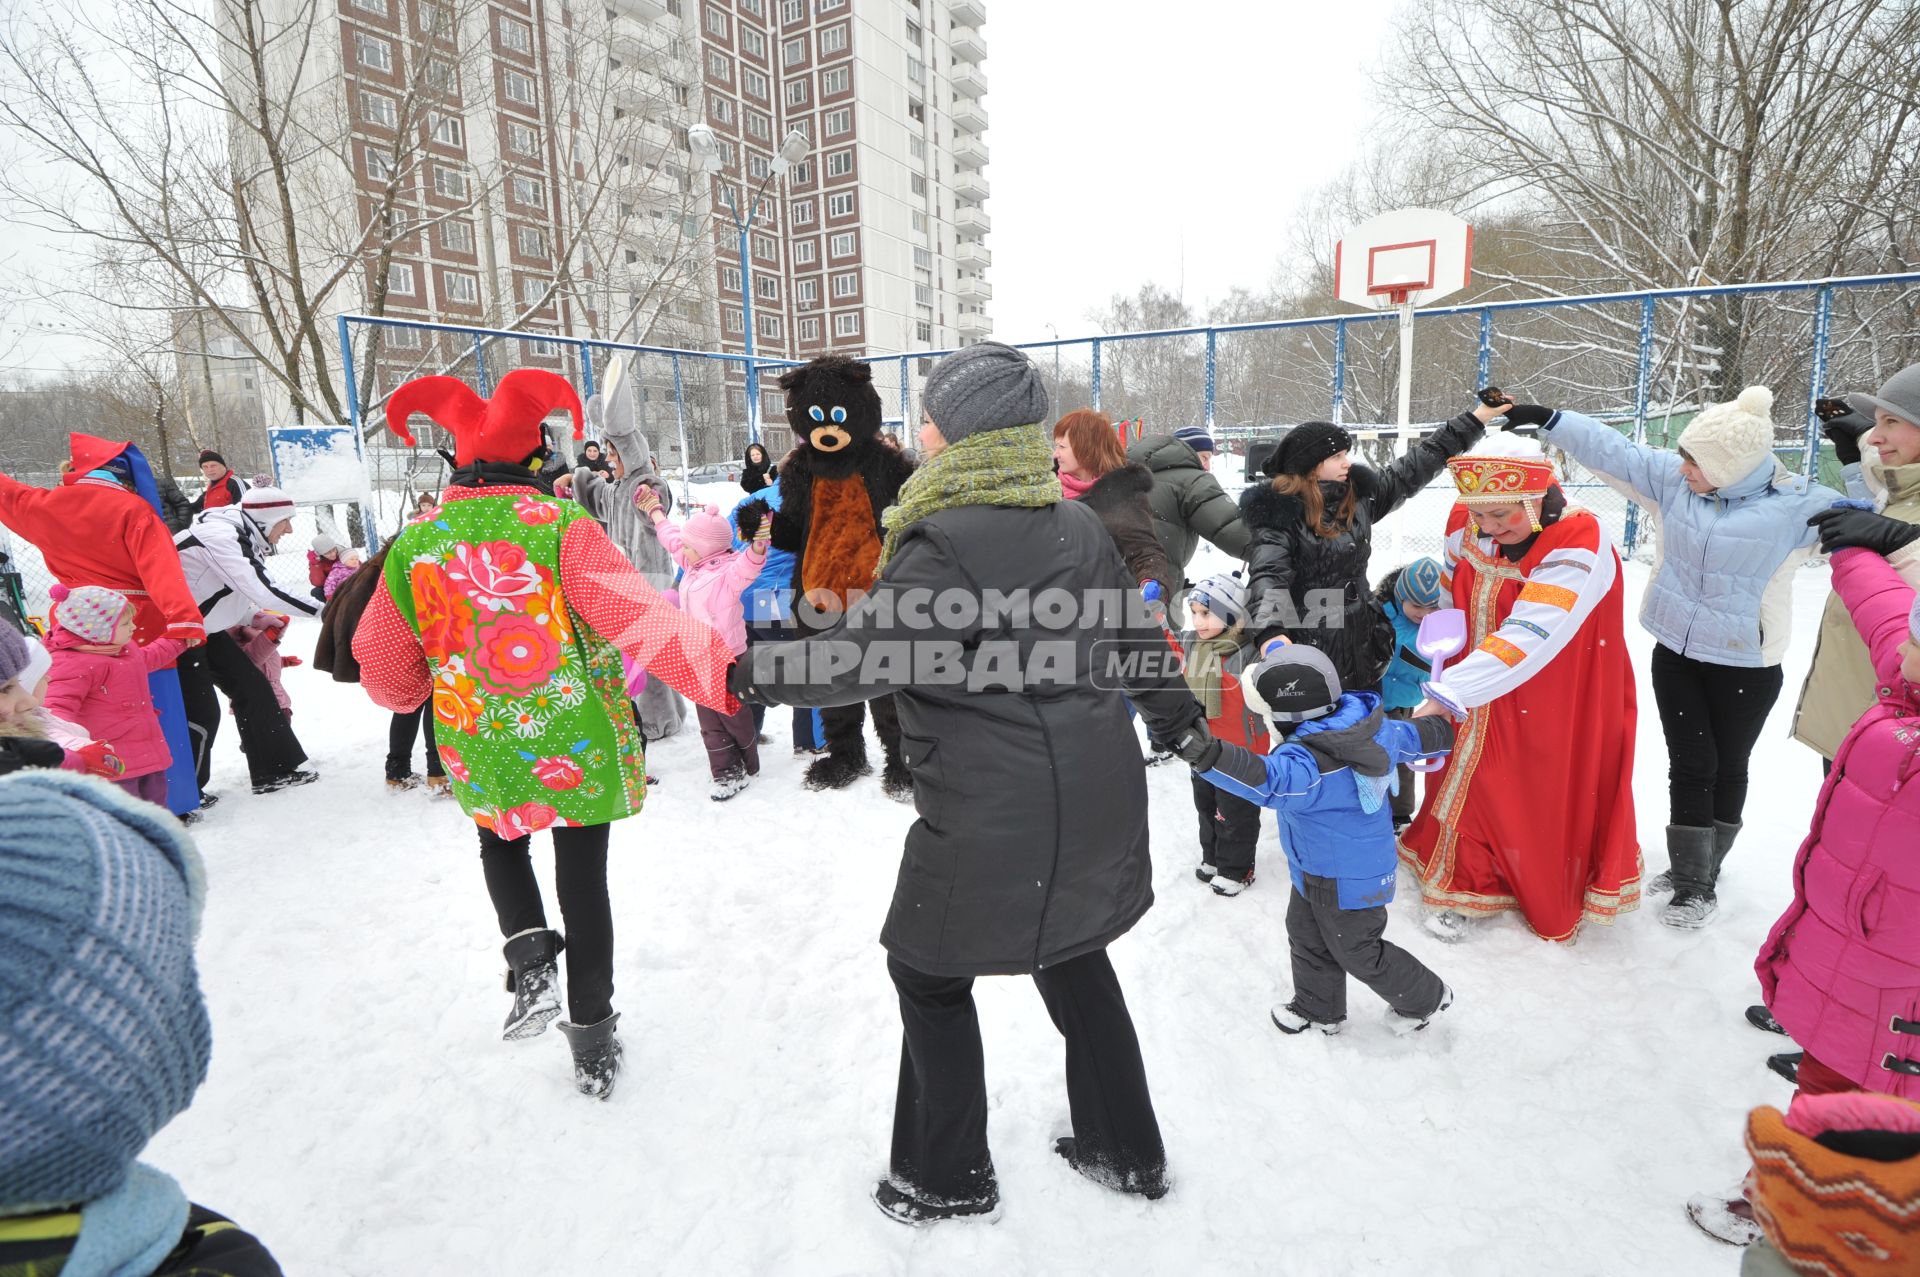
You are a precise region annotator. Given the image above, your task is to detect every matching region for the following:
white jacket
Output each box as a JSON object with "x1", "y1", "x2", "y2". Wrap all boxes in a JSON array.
[{"x1": 174, "y1": 507, "x2": 320, "y2": 633}]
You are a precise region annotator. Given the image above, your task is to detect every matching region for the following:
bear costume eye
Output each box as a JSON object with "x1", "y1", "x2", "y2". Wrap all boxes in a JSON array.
[
  {"x1": 808, "y1": 405, "x2": 825, "y2": 422},
  {"x1": 830, "y1": 406, "x2": 847, "y2": 424}
]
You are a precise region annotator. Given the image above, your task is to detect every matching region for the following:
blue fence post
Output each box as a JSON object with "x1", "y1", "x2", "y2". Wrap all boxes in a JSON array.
[
  {"x1": 1090, "y1": 339, "x2": 1102, "y2": 410},
  {"x1": 473, "y1": 334, "x2": 490, "y2": 396},
  {"x1": 1805, "y1": 284, "x2": 1835, "y2": 475},
  {"x1": 1477, "y1": 309, "x2": 1494, "y2": 389},
  {"x1": 898, "y1": 355, "x2": 910, "y2": 433},
  {"x1": 1624, "y1": 295, "x2": 1657, "y2": 555},
  {"x1": 337, "y1": 316, "x2": 381, "y2": 555},
  {"x1": 1204, "y1": 329, "x2": 1217, "y2": 430},
  {"x1": 1331, "y1": 319, "x2": 1347, "y2": 425},
  {"x1": 671, "y1": 354, "x2": 692, "y2": 509},
  {"x1": 580, "y1": 342, "x2": 596, "y2": 403}
]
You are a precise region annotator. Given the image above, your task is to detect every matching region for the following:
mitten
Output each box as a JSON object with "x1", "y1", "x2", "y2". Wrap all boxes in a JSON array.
[
  {"x1": 281, "y1": 654, "x2": 303, "y2": 668},
  {"x1": 634, "y1": 487, "x2": 663, "y2": 517},
  {"x1": 734, "y1": 499, "x2": 771, "y2": 542},
  {"x1": 1807, "y1": 507, "x2": 1920, "y2": 556},
  {"x1": 65, "y1": 740, "x2": 125, "y2": 779},
  {"x1": 1503, "y1": 403, "x2": 1555, "y2": 430}
]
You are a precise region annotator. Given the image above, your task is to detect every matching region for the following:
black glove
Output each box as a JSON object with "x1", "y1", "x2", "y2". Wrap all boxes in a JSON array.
[
  {"x1": 1821, "y1": 413, "x2": 1871, "y2": 466},
  {"x1": 1163, "y1": 719, "x2": 1222, "y2": 772},
  {"x1": 1502, "y1": 403, "x2": 1555, "y2": 430},
  {"x1": 725, "y1": 658, "x2": 768, "y2": 706},
  {"x1": 1807, "y1": 507, "x2": 1920, "y2": 557}
]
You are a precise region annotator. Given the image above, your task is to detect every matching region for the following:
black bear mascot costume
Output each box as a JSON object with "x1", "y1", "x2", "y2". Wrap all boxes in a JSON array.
[{"x1": 762, "y1": 356, "x2": 914, "y2": 795}]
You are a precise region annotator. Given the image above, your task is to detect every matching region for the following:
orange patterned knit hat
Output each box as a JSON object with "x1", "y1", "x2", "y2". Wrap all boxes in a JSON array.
[{"x1": 1746, "y1": 1093, "x2": 1920, "y2": 1276}]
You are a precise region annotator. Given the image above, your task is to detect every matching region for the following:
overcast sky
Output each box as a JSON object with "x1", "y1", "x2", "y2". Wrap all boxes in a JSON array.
[{"x1": 981, "y1": 0, "x2": 1398, "y2": 343}]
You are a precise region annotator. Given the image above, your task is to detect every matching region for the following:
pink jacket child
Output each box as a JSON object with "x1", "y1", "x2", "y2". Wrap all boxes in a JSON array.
[
  {"x1": 1756, "y1": 546, "x2": 1920, "y2": 1100},
  {"x1": 42, "y1": 584, "x2": 188, "y2": 802},
  {"x1": 232, "y1": 610, "x2": 295, "y2": 718}
]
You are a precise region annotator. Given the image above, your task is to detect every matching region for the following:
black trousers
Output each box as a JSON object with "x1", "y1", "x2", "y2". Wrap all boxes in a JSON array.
[
  {"x1": 386, "y1": 704, "x2": 443, "y2": 781},
  {"x1": 888, "y1": 948, "x2": 1165, "y2": 1201},
  {"x1": 477, "y1": 823, "x2": 614, "y2": 1025},
  {"x1": 1287, "y1": 884, "x2": 1445, "y2": 1023},
  {"x1": 1649, "y1": 643, "x2": 1784, "y2": 829},
  {"x1": 1190, "y1": 773, "x2": 1262, "y2": 874},
  {"x1": 175, "y1": 632, "x2": 307, "y2": 788}
]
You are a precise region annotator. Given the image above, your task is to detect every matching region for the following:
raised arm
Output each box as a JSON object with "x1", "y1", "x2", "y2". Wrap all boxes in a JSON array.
[
  {"x1": 1366, "y1": 410, "x2": 1488, "y2": 520},
  {"x1": 1830, "y1": 547, "x2": 1918, "y2": 679},
  {"x1": 1538, "y1": 409, "x2": 1684, "y2": 506},
  {"x1": 124, "y1": 508, "x2": 208, "y2": 643},
  {"x1": 1200, "y1": 739, "x2": 1324, "y2": 811}
]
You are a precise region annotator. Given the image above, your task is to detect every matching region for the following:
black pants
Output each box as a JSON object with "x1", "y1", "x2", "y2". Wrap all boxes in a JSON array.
[
  {"x1": 1287, "y1": 884, "x2": 1445, "y2": 1023},
  {"x1": 175, "y1": 632, "x2": 307, "y2": 788},
  {"x1": 1649, "y1": 643, "x2": 1783, "y2": 828},
  {"x1": 386, "y1": 704, "x2": 443, "y2": 781},
  {"x1": 888, "y1": 948, "x2": 1165, "y2": 1201},
  {"x1": 1190, "y1": 773, "x2": 1261, "y2": 874},
  {"x1": 477, "y1": 824, "x2": 614, "y2": 1025}
]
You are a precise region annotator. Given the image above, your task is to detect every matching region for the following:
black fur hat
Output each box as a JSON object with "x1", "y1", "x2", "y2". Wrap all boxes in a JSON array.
[{"x1": 1268, "y1": 422, "x2": 1352, "y2": 477}]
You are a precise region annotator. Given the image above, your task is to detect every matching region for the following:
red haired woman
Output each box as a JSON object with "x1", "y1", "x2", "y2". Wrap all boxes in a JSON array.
[{"x1": 1052, "y1": 409, "x2": 1173, "y2": 599}]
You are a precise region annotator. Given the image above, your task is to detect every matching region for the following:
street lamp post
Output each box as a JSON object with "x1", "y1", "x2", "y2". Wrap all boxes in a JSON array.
[{"x1": 689, "y1": 124, "x2": 811, "y2": 446}]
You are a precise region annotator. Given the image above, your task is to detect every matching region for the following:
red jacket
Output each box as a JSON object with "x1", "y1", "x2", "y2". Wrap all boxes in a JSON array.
[
  {"x1": 41, "y1": 627, "x2": 188, "y2": 778},
  {"x1": 0, "y1": 453, "x2": 204, "y2": 646}
]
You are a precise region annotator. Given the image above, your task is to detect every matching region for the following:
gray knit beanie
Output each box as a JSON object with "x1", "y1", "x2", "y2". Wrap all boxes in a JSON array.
[
  {"x1": 0, "y1": 625, "x2": 27, "y2": 686},
  {"x1": 922, "y1": 342, "x2": 1050, "y2": 444}
]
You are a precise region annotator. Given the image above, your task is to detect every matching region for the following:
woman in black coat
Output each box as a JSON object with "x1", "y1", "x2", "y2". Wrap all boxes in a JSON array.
[
  {"x1": 1052, "y1": 408, "x2": 1174, "y2": 598},
  {"x1": 739, "y1": 441, "x2": 777, "y2": 494},
  {"x1": 732, "y1": 342, "x2": 1210, "y2": 1226},
  {"x1": 1242, "y1": 404, "x2": 1500, "y2": 690}
]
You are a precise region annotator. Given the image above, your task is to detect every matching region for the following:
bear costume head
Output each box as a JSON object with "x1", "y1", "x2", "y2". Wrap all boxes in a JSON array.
[{"x1": 779, "y1": 355, "x2": 884, "y2": 479}]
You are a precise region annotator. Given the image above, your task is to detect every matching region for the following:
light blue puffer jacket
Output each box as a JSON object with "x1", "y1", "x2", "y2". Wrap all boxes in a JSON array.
[{"x1": 1541, "y1": 409, "x2": 1845, "y2": 667}]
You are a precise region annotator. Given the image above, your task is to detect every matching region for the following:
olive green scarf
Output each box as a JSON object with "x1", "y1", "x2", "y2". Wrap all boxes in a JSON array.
[
  {"x1": 879, "y1": 426, "x2": 1061, "y2": 567},
  {"x1": 1183, "y1": 626, "x2": 1247, "y2": 718}
]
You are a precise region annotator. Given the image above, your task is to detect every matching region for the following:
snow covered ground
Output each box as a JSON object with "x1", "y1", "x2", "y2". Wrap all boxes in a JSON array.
[{"x1": 139, "y1": 541, "x2": 1833, "y2": 1276}]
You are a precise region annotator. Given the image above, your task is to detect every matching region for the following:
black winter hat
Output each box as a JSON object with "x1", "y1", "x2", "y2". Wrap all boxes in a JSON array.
[
  {"x1": 1268, "y1": 422, "x2": 1352, "y2": 477},
  {"x1": 197, "y1": 449, "x2": 227, "y2": 468},
  {"x1": 1245, "y1": 644, "x2": 1343, "y2": 725}
]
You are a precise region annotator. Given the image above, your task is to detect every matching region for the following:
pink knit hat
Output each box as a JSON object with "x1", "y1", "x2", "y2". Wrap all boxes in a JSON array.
[
  {"x1": 54, "y1": 585, "x2": 133, "y2": 645},
  {"x1": 681, "y1": 508, "x2": 735, "y2": 563}
]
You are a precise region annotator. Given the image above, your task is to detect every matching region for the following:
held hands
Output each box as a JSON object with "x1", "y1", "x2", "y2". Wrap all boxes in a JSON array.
[
  {"x1": 1261, "y1": 635, "x2": 1292, "y2": 656},
  {"x1": 1140, "y1": 579, "x2": 1167, "y2": 628},
  {"x1": 634, "y1": 487, "x2": 663, "y2": 520},
  {"x1": 1475, "y1": 387, "x2": 1553, "y2": 430},
  {"x1": 1163, "y1": 719, "x2": 1223, "y2": 772},
  {"x1": 552, "y1": 473, "x2": 575, "y2": 498},
  {"x1": 1807, "y1": 506, "x2": 1920, "y2": 557}
]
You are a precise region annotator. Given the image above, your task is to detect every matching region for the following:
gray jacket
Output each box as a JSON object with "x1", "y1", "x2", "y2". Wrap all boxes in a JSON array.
[
  {"x1": 578, "y1": 366, "x2": 674, "y2": 587},
  {"x1": 742, "y1": 498, "x2": 1205, "y2": 977},
  {"x1": 1126, "y1": 434, "x2": 1251, "y2": 573}
]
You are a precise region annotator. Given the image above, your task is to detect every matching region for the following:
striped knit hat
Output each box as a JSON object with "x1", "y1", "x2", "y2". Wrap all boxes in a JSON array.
[
  {"x1": 1746, "y1": 1093, "x2": 1920, "y2": 1276},
  {"x1": 53, "y1": 585, "x2": 133, "y2": 646},
  {"x1": 1394, "y1": 558, "x2": 1446, "y2": 610},
  {"x1": 1187, "y1": 573, "x2": 1248, "y2": 629},
  {"x1": 240, "y1": 485, "x2": 296, "y2": 530},
  {"x1": 0, "y1": 772, "x2": 210, "y2": 1212}
]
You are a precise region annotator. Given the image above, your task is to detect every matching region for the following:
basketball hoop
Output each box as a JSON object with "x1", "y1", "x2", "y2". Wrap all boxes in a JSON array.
[{"x1": 1334, "y1": 208, "x2": 1475, "y2": 442}]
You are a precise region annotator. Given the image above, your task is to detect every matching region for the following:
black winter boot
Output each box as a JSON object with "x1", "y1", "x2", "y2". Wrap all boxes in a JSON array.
[
  {"x1": 880, "y1": 738, "x2": 912, "y2": 804},
  {"x1": 1054, "y1": 1137, "x2": 1169, "y2": 1200},
  {"x1": 557, "y1": 1012, "x2": 622, "y2": 1099},
  {"x1": 1660, "y1": 825, "x2": 1719, "y2": 930},
  {"x1": 804, "y1": 738, "x2": 871, "y2": 790},
  {"x1": 501, "y1": 928, "x2": 563, "y2": 1041},
  {"x1": 1711, "y1": 820, "x2": 1742, "y2": 878}
]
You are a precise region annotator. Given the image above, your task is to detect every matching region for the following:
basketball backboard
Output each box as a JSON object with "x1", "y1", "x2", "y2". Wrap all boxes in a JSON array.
[{"x1": 1334, "y1": 208, "x2": 1474, "y2": 309}]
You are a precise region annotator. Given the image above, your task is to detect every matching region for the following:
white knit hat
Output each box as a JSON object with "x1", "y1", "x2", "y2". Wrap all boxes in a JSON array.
[
  {"x1": 1677, "y1": 386, "x2": 1776, "y2": 490},
  {"x1": 240, "y1": 485, "x2": 296, "y2": 530}
]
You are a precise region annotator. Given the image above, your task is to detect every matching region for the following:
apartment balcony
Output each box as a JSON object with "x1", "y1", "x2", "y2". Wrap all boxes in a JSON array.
[
  {"x1": 951, "y1": 0, "x2": 985, "y2": 26},
  {"x1": 952, "y1": 98, "x2": 987, "y2": 135},
  {"x1": 952, "y1": 132, "x2": 987, "y2": 169},
  {"x1": 958, "y1": 275, "x2": 992, "y2": 302},
  {"x1": 951, "y1": 26, "x2": 985, "y2": 64},
  {"x1": 953, "y1": 65, "x2": 987, "y2": 101},
  {"x1": 955, "y1": 205, "x2": 990, "y2": 235},
  {"x1": 952, "y1": 165, "x2": 989, "y2": 203},
  {"x1": 958, "y1": 310, "x2": 992, "y2": 337},
  {"x1": 608, "y1": 0, "x2": 669, "y2": 19},
  {"x1": 611, "y1": 27, "x2": 683, "y2": 71},
  {"x1": 955, "y1": 240, "x2": 990, "y2": 271}
]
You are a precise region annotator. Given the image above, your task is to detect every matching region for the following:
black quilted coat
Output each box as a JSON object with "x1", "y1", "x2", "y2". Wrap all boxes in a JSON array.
[{"x1": 1241, "y1": 412, "x2": 1485, "y2": 690}]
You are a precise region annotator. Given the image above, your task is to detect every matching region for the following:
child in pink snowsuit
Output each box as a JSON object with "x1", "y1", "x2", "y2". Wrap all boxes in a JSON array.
[
  {"x1": 638, "y1": 491, "x2": 768, "y2": 800},
  {"x1": 232, "y1": 610, "x2": 295, "y2": 719},
  {"x1": 42, "y1": 585, "x2": 187, "y2": 803}
]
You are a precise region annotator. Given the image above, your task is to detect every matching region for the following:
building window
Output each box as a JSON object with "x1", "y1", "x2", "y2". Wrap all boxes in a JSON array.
[
  {"x1": 829, "y1": 231, "x2": 855, "y2": 257},
  {"x1": 794, "y1": 239, "x2": 816, "y2": 264},
  {"x1": 913, "y1": 246, "x2": 932, "y2": 270},
  {"x1": 906, "y1": 56, "x2": 923, "y2": 83},
  {"x1": 906, "y1": 18, "x2": 922, "y2": 42},
  {"x1": 791, "y1": 199, "x2": 814, "y2": 225},
  {"x1": 721, "y1": 266, "x2": 741, "y2": 292},
  {"x1": 759, "y1": 314, "x2": 781, "y2": 339},
  {"x1": 781, "y1": 0, "x2": 804, "y2": 21},
  {"x1": 498, "y1": 15, "x2": 532, "y2": 53},
  {"x1": 425, "y1": 59, "x2": 455, "y2": 92},
  {"x1": 387, "y1": 325, "x2": 423, "y2": 349},
  {"x1": 828, "y1": 191, "x2": 854, "y2": 218},
  {"x1": 914, "y1": 282, "x2": 933, "y2": 305},
  {"x1": 907, "y1": 98, "x2": 924, "y2": 122},
  {"x1": 707, "y1": 50, "x2": 731, "y2": 82},
  {"x1": 832, "y1": 271, "x2": 858, "y2": 297},
  {"x1": 364, "y1": 145, "x2": 393, "y2": 181},
  {"x1": 916, "y1": 319, "x2": 932, "y2": 342},
  {"x1": 526, "y1": 331, "x2": 559, "y2": 357},
  {"x1": 909, "y1": 134, "x2": 925, "y2": 159},
  {"x1": 710, "y1": 96, "x2": 733, "y2": 123},
  {"x1": 386, "y1": 263, "x2": 415, "y2": 295},
  {"x1": 756, "y1": 274, "x2": 779, "y2": 299},
  {"x1": 705, "y1": 6, "x2": 729, "y2": 37},
  {"x1": 350, "y1": 0, "x2": 388, "y2": 13},
  {"x1": 354, "y1": 33, "x2": 392, "y2": 73},
  {"x1": 800, "y1": 317, "x2": 820, "y2": 341},
  {"x1": 739, "y1": 0, "x2": 763, "y2": 13},
  {"x1": 516, "y1": 226, "x2": 546, "y2": 257},
  {"x1": 825, "y1": 149, "x2": 853, "y2": 178},
  {"x1": 519, "y1": 277, "x2": 549, "y2": 306},
  {"x1": 360, "y1": 91, "x2": 397, "y2": 128},
  {"x1": 753, "y1": 233, "x2": 776, "y2": 259},
  {"x1": 507, "y1": 122, "x2": 540, "y2": 156},
  {"x1": 824, "y1": 107, "x2": 851, "y2": 136},
  {"x1": 511, "y1": 174, "x2": 544, "y2": 206},
  {"x1": 785, "y1": 79, "x2": 809, "y2": 106},
  {"x1": 748, "y1": 154, "x2": 769, "y2": 179},
  {"x1": 440, "y1": 221, "x2": 474, "y2": 252},
  {"x1": 833, "y1": 312, "x2": 860, "y2": 337},
  {"x1": 434, "y1": 165, "x2": 468, "y2": 198},
  {"x1": 795, "y1": 278, "x2": 818, "y2": 303},
  {"x1": 783, "y1": 37, "x2": 806, "y2": 66},
  {"x1": 821, "y1": 66, "x2": 849, "y2": 94},
  {"x1": 818, "y1": 24, "x2": 848, "y2": 55},
  {"x1": 741, "y1": 26, "x2": 766, "y2": 58},
  {"x1": 443, "y1": 270, "x2": 478, "y2": 304},
  {"x1": 725, "y1": 308, "x2": 744, "y2": 333},
  {"x1": 746, "y1": 109, "x2": 771, "y2": 139},
  {"x1": 789, "y1": 159, "x2": 813, "y2": 184},
  {"x1": 431, "y1": 113, "x2": 463, "y2": 146},
  {"x1": 744, "y1": 68, "x2": 769, "y2": 100},
  {"x1": 820, "y1": 0, "x2": 846, "y2": 10},
  {"x1": 911, "y1": 210, "x2": 928, "y2": 232},
  {"x1": 910, "y1": 172, "x2": 926, "y2": 195},
  {"x1": 419, "y1": 1, "x2": 451, "y2": 35},
  {"x1": 503, "y1": 70, "x2": 536, "y2": 105}
]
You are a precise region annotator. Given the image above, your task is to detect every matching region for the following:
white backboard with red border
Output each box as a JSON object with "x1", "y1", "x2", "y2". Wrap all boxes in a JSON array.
[{"x1": 1334, "y1": 208, "x2": 1474, "y2": 309}]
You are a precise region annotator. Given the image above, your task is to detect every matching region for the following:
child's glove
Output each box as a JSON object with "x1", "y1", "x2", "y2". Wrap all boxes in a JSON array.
[
  {"x1": 1161, "y1": 718, "x2": 1221, "y2": 771},
  {"x1": 634, "y1": 487, "x2": 663, "y2": 518},
  {"x1": 65, "y1": 741, "x2": 125, "y2": 779},
  {"x1": 1140, "y1": 580, "x2": 1167, "y2": 629},
  {"x1": 734, "y1": 499, "x2": 771, "y2": 543},
  {"x1": 281, "y1": 654, "x2": 303, "y2": 668}
]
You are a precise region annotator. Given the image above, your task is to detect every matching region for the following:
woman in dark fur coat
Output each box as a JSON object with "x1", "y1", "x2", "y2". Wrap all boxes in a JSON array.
[
  {"x1": 1052, "y1": 410, "x2": 1174, "y2": 599},
  {"x1": 1241, "y1": 404, "x2": 1502, "y2": 691}
]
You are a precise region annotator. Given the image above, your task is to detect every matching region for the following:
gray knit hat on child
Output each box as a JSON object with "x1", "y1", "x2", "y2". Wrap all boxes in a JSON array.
[
  {"x1": 0, "y1": 771, "x2": 210, "y2": 1212},
  {"x1": 0, "y1": 625, "x2": 27, "y2": 686},
  {"x1": 922, "y1": 342, "x2": 1051, "y2": 444}
]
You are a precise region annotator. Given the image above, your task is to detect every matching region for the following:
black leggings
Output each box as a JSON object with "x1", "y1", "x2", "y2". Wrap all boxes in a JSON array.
[
  {"x1": 1649, "y1": 643, "x2": 1784, "y2": 828},
  {"x1": 477, "y1": 824, "x2": 614, "y2": 1025},
  {"x1": 175, "y1": 632, "x2": 307, "y2": 788},
  {"x1": 386, "y1": 704, "x2": 443, "y2": 781}
]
